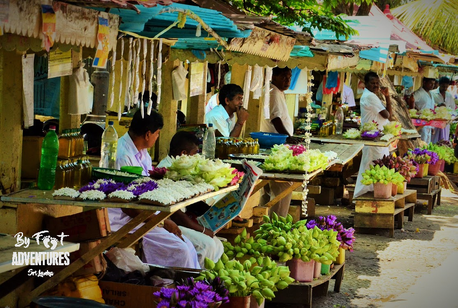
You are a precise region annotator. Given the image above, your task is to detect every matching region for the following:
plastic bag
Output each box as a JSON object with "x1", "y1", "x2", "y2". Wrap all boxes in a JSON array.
[{"x1": 105, "y1": 247, "x2": 150, "y2": 276}]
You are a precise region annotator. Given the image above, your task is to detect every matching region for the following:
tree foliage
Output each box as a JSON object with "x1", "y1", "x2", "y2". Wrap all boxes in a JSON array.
[{"x1": 226, "y1": 0, "x2": 377, "y2": 38}]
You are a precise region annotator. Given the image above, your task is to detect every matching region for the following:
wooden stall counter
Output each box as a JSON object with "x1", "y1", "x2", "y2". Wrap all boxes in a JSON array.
[{"x1": 0, "y1": 185, "x2": 238, "y2": 307}]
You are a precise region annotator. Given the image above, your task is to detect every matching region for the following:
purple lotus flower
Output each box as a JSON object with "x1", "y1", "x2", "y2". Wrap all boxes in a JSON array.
[
  {"x1": 128, "y1": 181, "x2": 159, "y2": 196},
  {"x1": 408, "y1": 148, "x2": 439, "y2": 165}
]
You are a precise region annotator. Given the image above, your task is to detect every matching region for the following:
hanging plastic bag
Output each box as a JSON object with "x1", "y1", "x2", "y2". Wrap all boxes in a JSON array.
[{"x1": 105, "y1": 247, "x2": 150, "y2": 276}]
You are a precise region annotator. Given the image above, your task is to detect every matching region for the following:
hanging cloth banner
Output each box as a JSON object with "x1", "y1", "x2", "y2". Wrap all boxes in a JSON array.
[
  {"x1": 41, "y1": 5, "x2": 56, "y2": 52},
  {"x1": 263, "y1": 67, "x2": 273, "y2": 119},
  {"x1": 93, "y1": 16, "x2": 110, "y2": 68},
  {"x1": 243, "y1": 65, "x2": 252, "y2": 109}
]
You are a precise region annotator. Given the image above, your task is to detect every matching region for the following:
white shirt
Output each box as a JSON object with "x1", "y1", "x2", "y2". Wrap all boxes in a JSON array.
[
  {"x1": 205, "y1": 105, "x2": 235, "y2": 137},
  {"x1": 431, "y1": 88, "x2": 456, "y2": 109},
  {"x1": 205, "y1": 93, "x2": 219, "y2": 115},
  {"x1": 116, "y1": 132, "x2": 152, "y2": 176},
  {"x1": 342, "y1": 84, "x2": 356, "y2": 107},
  {"x1": 360, "y1": 88, "x2": 389, "y2": 130},
  {"x1": 260, "y1": 84, "x2": 294, "y2": 135},
  {"x1": 413, "y1": 87, "x2": 435, "y2": 111}
]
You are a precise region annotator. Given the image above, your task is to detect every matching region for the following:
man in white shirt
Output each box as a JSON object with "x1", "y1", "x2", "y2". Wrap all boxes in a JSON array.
[
  {"x1": 431, "y1": 77, "x2": 455, "y2": 143},
  {"x1": 157, "y1": 131, "x2": 224, "y2": 268},
  {"x1": 354, "y1": 72, "x2": 392, "y2": 198},
  {"x1": 111, "y1": 109, "x2": 201, "y2": 269},
  {"x1": 205, "y1": 84, "x2": 249, "y2": 137},
  {"x1": 261, "y1": 67, "x2": 295, "y2": 138},
  {"x1": 411, "y1": 78, "x2": 435, "y2": 144},
  {"x1": 260, "y1": 67, "x2": 295, "y2": 217}
]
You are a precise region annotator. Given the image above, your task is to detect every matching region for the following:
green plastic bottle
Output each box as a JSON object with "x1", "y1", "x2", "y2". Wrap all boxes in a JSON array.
[{"x1": 37, "y1": 125, "x2": 59, "y2": 190}]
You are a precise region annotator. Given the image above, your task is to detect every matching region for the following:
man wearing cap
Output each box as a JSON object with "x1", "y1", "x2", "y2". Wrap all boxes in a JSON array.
[{"x1": 411, "y1": 77, "x2": 436, "y2": 144}]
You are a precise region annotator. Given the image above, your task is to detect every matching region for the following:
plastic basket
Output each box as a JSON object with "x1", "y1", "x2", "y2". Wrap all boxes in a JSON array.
[{"x1": 249, "y1": 132, "x2": 288, "y2": 149}]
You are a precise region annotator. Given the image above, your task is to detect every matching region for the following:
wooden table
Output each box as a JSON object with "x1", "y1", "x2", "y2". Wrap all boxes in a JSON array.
[
  {"x1": 309, "y1": 143, "x2": 363, "y2": 172},
  {"x1": 308, "y1": 134, "x2": 400, "y2": 147},
  {"x1": 0, "y1": 186, "x2": 238, "y2": 307}
]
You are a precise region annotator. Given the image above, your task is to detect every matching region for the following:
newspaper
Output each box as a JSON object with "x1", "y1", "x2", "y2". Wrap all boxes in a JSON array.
[{"x1": 197, "y1": 160, "x2": 263, "y2": 232}]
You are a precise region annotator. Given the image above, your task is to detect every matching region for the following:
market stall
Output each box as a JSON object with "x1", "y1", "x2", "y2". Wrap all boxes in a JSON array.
[{"x1": 0, "y1": 185, "x2": 238, "y2": 307}]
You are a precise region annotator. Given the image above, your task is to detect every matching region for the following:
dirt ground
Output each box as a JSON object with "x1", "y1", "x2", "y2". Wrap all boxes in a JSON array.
[{"x1": 266, "y1": 189, "x2": 458, "y2": 308}]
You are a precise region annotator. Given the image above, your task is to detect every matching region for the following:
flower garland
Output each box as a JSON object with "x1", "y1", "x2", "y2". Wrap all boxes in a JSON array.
[{"x1": 301, "y1": 71, "x2": 314, "y2": 217}]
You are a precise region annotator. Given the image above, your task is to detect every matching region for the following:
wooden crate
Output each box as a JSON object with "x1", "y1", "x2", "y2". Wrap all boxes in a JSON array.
[
  {"x1": 407, "y1": 176, "x2": 440, "y2": 194},
  {"x1": 355, "y1": 189, "x2": 417, "y2": 213},
  {"x1": 354, "y1": 190, "x2": 417, "y2": 237}
]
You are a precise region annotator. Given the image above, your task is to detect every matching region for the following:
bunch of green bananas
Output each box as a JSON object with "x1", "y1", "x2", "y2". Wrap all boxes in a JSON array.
[{"x1": 199, "y1": 254, "x2": 295, "y2": 305}]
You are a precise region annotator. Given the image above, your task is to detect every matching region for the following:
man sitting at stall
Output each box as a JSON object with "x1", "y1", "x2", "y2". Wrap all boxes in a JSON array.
[
  {"x1": 157, "y1": 131, "x2": 224, "y2": 267},
  {"x1": 354, "y1": 72, "x2": 392, "y2": 198},
  {"x1": 110, "y1": 109, "x2": 200, "y2": 269},
  {"x1": 205, "y1": 84, "x2": 249, "y2": 137}
]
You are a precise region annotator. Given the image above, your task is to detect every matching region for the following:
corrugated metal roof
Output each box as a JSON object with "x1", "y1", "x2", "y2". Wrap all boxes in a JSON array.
[{"x1": 99, "y1": 3, "x2": 250, "y2": 38}]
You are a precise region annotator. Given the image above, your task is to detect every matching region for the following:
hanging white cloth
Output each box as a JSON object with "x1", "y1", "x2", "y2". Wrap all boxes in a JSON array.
[
  {"x1": 172, "y1": 62, "x2": 188, "y2": 101},
  {"x1": 68, "y1": 63, "x2": 93, "y2": 115},
  {"x1": 263, "y1": 67, "x2": 273, "y2": 119},
  {"x1": 243, "y1": 65, "x2": 252, "y2": 109}
]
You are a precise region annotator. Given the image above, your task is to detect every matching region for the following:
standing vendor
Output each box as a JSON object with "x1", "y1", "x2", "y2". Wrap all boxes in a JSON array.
[
  {"x1": 354, "y1": 72, "x2": 392, "y2": 198},
  {"x1": 431, "y1": 77, "x2": 455, "y2": 143},
  {"x1": 260, "y1": 67, "x2": 295, "y2": 217},
  {"x1": 409, "y1": 77, "x2": 435, "y2": 144},
  {"x1": 205, "y1": 84, "x2": 249, "y2": 137},
  {"x1": 110, "y1": 109, "x2": 201, "y2": 269}
]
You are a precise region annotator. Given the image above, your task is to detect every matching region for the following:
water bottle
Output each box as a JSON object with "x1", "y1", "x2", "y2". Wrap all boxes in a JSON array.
[
  {"x1": 37, "y1": 125, "x2": 59, "y2": 190},
  {"x1": 99, "y1": 121, "x2": 118, "y2": 168},
  {"x1": 335, "y1": 104, "x2": 344, "y2": 135},
  {"x1": 202, "y1": 123, "x2": 216, "y2": 159}
]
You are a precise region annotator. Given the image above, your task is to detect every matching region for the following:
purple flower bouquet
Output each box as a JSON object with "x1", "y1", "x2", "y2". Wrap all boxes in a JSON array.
[
  {"x1": 154, "y1": 277, "x2": 229, "y2": 308},
  {"x1": 408, "y1": 148, "x2": 439, "y2": 165},
  {"x1": 306, "y1": 215, "x2": 355, "y2": 251}
]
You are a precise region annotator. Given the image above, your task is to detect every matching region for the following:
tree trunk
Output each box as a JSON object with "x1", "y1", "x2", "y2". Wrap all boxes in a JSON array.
[{"x1": 356, "y1": 2, "x2": 371, "y2": 16}]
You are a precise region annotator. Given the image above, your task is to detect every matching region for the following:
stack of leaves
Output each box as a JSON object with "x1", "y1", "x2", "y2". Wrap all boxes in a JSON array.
[
  {"x1": 306, "y1": 215, "x2": 355, "y2": 251},
  {"x1": 361, "y1": 165, "x2": 405, "y2": 186},
  {"x1": 372, "y1": 154, "x2": 418, "y2": 182}
]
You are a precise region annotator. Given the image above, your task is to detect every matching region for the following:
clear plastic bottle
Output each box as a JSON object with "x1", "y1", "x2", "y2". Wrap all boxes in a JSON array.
[
  {"x1": 54, "y1": 161, "x2": 66, "y2": 189},
  {"x1": 99, "y1": 121, "x2": 118, "y2": 168},
  {"x1": 202, "y1": 123, "x2": 216, "y2": 159},
  {"x1": 37, "y1": 125, "x2": 59, "y2": 190},
  {"x1": 335, "y1": 104, "x2": 344, "y2": 135}
]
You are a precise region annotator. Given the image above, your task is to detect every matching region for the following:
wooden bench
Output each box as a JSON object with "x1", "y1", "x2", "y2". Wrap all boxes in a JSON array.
[
  {"x1": 417, "y1": 188, "x2": 441, "y2": 215},
  {"x1": 270, "y1": 263, "x2": 345, "y2": 308},
  {"x1": 354, "y1": 190, "x2": 417, "y2": 237}
]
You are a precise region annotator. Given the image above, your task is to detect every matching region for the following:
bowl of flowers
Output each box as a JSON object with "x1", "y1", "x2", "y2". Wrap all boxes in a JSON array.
[{"x1": 360, "y1": 121, "x2": 380, "y2": 140}]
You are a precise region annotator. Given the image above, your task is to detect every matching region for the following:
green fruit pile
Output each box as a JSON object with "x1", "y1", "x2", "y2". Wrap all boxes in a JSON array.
[{"x1": 198, "y1": 254, "x2": 294, "y2": 305}]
